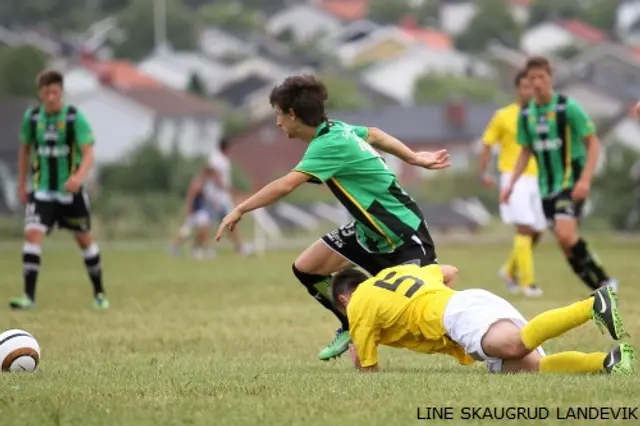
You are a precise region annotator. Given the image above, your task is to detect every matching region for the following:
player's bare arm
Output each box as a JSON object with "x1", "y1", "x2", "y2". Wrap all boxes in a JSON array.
[
  {"x1": 500, "y1": 147, "x2": 532, "y2": 204},
  {"x1": 17, "y1": 144, "x2": 31, "y2": 205},
  {"x1": 65, "y1": 144, "x2": 94, "y2": 193},
  {"x1": 215, "y1": 171, "x2": 311, "y2": 240},
  {"x1": 366, "y1": 127, "x2": 451, "y2": 170},
  {"x1": 572, "y1": 133, "x2": 600, "y2": 201},
  {"x1": 440, "y1": 265, "x2": 459, "y2": 287}
]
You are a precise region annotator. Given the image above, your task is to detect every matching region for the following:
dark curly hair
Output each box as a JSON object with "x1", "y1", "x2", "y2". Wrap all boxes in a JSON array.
[
  {"x1": 269, "y1": 75, "x2": 328, "y2": 127},
  {"x1": 331, "y1": 268, "x2": 368, "y2": 305}
]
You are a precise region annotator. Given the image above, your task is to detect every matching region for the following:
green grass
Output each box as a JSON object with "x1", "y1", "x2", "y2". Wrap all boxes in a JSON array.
[{"x1": 1, "y1": 236, "x2": 639, "y2": 425}]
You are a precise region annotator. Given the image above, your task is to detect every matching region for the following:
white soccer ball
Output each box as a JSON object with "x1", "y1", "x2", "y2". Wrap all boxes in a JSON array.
[{"x1": 0, "y1": 329, "x2": 40, "y2": 372}]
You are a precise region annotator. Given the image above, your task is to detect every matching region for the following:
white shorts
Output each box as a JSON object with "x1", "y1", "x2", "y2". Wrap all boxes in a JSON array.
[
  {"x1": 179, "y1": 210, "x2": 212, "y2": 237},
  {"x1": 443, "y1": 289, "x2": 546, "y2": 373},
  {"x1": 500, "y1": 173, "x2": 546, "y2": 231}
]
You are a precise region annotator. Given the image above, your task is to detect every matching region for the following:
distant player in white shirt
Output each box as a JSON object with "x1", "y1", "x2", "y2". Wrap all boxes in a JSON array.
[
  {"x1": 208, "y1": 139, "x2": 252, "y2": 256},
  {"x1": 170, "y1": 162, "x2": 220, "y2": 259}
]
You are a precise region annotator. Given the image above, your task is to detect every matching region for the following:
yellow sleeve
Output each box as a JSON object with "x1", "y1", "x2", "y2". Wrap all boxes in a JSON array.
[
  {"x1": 444, "y1": 342, "x2": 476, "y2": 366},
  {"x1": 348, "y1": 300, "x2": 380, "y2": 368},
  {"x1": 481, "y1": 110, "x2": 503, "y2": 146},
  {"x1": 419, "y1": 264, "x2": 444, "y2": 283}
]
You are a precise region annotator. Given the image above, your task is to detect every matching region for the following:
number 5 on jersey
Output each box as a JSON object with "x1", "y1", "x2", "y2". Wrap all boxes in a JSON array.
[{"x1": 374, "y1": 271, "x2": 424, "y2": 298}]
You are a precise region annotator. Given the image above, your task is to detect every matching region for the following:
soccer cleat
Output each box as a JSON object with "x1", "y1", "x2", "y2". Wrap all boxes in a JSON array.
[
  {"x1": 604, "y1": 278, "x2": 619, "y2": 294},
  {"x1": 9, "y1": 295, "x2": 34, "y2": 310},
  {"x1": 93, "y1": 293, "x2": 110, "y2": 309},
  {"x1": 318, "y1": 328, "x2": 352, "y2": 361},
  {"x1": 498, "y1": 268, "x2": 519, "y2": 294},
  {"x1": 603, "y1": 343, "x2": 635, "y2": 375},
  {"x1": 592, "y1": 286, "x2": 627, "y2": 340},
  {"x1": 522, "y1": 285, "x2": 543, "y2": 297}
]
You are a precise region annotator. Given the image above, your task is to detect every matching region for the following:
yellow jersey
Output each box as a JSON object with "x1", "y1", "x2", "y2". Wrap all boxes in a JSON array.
[
  {"x1": 346, "y1": 264, "x2": 475, "y2": 368},
  {"x1": 482, "y1": 103, "x2": 537, "y2": 176}
]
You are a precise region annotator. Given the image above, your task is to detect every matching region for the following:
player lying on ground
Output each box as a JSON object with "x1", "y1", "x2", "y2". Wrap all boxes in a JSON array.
[
  {"x1": 479, "y1": 70, "x2": 544, "y2": 296},
  {"x1": 501, "y1": 56, "x2": 618, "y2": 293},
  {"x1": 11, "y1": 69, "x2": 108, "y2": 310},
  {"x1": 215, "y1": 75, "x2": 450, "y2": 361},
  {"x1": 331, "y1": 263, "x2": 634, "y2": 374}
]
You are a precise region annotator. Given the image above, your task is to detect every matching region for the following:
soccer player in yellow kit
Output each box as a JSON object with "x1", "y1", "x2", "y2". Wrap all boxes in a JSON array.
[
  {"x1": 331, "y1": 264, "x2": 634, "y2": 374},
  {"x1": 479, "y1": 70, "x2": 545, "y2": 297}
]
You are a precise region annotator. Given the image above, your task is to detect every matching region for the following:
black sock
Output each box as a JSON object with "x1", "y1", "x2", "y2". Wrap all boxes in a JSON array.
[
  {"x1": 22, "y1": 243, "x2": 41, "y2": 302},
  {"x1": 83, "y1": 244, "x2": 105, "y2": 297},
  {"x1": 568, "y1": 239, "x2": 609, "y2": 290},
  {"x1": 292, "y1": 264, "x2": 349, "y2": 330}
]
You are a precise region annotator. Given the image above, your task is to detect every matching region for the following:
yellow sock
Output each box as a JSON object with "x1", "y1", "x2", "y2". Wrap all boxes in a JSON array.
[
  {"x1": 521, "y1": 298, "x2": 594, "y2": 350},
  {"x1": 503, "y1": 246, "x2": 518, "y2": 278},
  {"x1": 539, "y1": 351, "x2": 606, "y2": 373},
  {"x1": 514, "y1": 234, "x2": 534, "y2": 288}
]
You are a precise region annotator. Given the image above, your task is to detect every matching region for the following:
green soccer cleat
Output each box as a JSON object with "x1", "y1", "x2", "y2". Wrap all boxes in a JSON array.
[
  {"x1": 9, "y1": 295, "x2": 35, "y2": 310},
  {"x1": 318, "y1": 328, "x2": 351, "y2": 361},
  {"x1": 592, "y1": 286, "x2": 628, "y2": 340},
  {"x1": 604, "y1": 343, "x2": 635, "y2": 375},
  {"x1": 93, "y1": 293, "x2": 110, "y2": 310}
]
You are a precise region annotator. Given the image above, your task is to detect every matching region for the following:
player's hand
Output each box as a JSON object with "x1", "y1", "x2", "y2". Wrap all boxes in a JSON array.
[
  {"x1": 572, "y1": 179, "x2": 590, "y2": 201},
  {"x1": 480, "y1": 174, "x2": 496, "y2": 188},
  {"x1": 499, "y1": 185, "x2": 513, "y2": 204},
  {"x1": 412, "y1": 150, "x2": 451, "y2": 170},
  {"x1": 64, "y1": 175, "x2": 82, "y2": 193},
  {"x1": 348, "y1": 344, "x2": 361, "y2": 369},
  {"x1": 17, "y1": 185, "x2": 28, "y2": 205},
  {"x1": 215, "y1": 208, "x2": 243, "y2": 241}
]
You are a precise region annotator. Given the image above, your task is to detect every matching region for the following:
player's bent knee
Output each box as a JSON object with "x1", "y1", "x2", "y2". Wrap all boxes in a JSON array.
[
  {"x1": 74, "y1": 232, "x2": 94, "y2": 249},
  {"x1": 482, "y1": 320, "x2": 531, "y2": 360},
  {"x1": 24, "y1": 228, "x2": 45, "y2": 244},
  {"x1": 501, "y1": 350, "x2": 542, "y2": 373}
]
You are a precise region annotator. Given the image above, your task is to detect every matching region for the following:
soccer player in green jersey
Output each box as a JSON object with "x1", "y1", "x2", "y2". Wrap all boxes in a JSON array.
[
  {"x1": 215, "y1": 75, "x2": 450, "y2": 361},
  {"x1": 501, "y1": 56, "x2": 617, "y2": 293},
  {"x1": 9, "y1": 70, "x2": 109, "y2": 310}
]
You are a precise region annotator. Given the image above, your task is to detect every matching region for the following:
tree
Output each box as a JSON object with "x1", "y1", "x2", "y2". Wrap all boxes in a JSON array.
[
  {"x1": 321, "y1": 74, "x2": 368, "y2": 111},
  {"x1": 455, "y1": 0, "x2": 521, "y2": 52},
  {"x1": 187, "y1": 73, "x2": 206, "y2": 97},
  {"x1": 368, "y1": 0, "x2": 413, "y2": 25},
  {"x1": 199, "y1": 2, "x2": 261, "y2": 32},
  {"x1": 579, "y1": 0, "x2": 618, "y2": 36},
  {"x1": 413, "y1": 74, "x2": 508, "y2": 104},
  {"x1": 0, "y1": 45, "x2": 48, "y2": 97},
  {"x1": 528, "y1": 0, "x2": 582, "y2": 28},
  {"x1": 114, "y1": 0, "x2": 197, "y2": 60}
]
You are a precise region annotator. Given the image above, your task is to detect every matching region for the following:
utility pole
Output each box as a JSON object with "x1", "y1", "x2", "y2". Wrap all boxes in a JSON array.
[{"x1": 154, "y1": 0, "x2": 167, "y2": 52}]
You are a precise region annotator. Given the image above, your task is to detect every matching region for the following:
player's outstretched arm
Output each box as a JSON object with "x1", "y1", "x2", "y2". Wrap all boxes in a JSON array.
[
  {"x1": 366, "y1": 127, "x2": 450, "y2": 170},
  {"x1": 215, "y1": 172, "x2": 311, "y2": 241}
]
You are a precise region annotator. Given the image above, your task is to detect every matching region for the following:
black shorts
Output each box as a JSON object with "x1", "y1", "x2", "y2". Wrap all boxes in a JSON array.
[
  {"x1": 542, "y1": 189, "x2": 584, "y2": 226},
  {"x1": 25, "y1": 191, "x2": 92, "y2": 234},
  {"x1": 321, "y1": 222, "x2": 437, "y2": 276}
]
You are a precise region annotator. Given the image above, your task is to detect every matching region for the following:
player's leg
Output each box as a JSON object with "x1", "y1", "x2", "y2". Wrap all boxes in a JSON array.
[
  {"x1": 60, "y1": 191, "x2": 108, "y2": 309},
  {"x1": 508, "y1": 176, "x2": 544, "y2": 296},
  {"x1": 297, "y1": 222, "x2": 381, "y2": 361},
  {"x1": 498, "y1": 173, "x2": 520, "y2": 293},
  {"x1": 170, "y1": 218, "x2": 193, "y2": 256},
  {"x1": 550, "y1": 191, "x2": 617, "y2": 291},
  {"x1": 191, "y1": 210, "x2": 214, "y2": 259},
  {"x1": 10, "y1": 195, "x2": 55, "y2": 309}
]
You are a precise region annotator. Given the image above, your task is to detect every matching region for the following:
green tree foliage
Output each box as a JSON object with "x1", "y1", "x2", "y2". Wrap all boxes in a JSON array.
[
  {"x1": 321, "y1": 74, "x2": 368, "y2": 111},
  {"x1": 114, "y1": 0, "x2": 197, "y2": 60},
  {"x1": 0, "y1": 45, "x2": 48, "y2": 97},
  {"x1": 455, "y1": 0, "x2": 521, "y2": 52},
  {"x1": 187, "y1": 73, "x2": 206, "y2": 97},
  {"x1": 579, "y1": 0, "x2": 618, "y2": 35},
  {"x1": 414, "y1": 74, "x2": 508, "y2": 104},
  {"x1": 527, "y1": 0, "x2": 582, "y2": 28},
  {"x1": 367, "y1": 0, "x2": 413, "y2": 25},
  {"x1": 199, "y1": 1, "x2": 262, "y2": 32}
]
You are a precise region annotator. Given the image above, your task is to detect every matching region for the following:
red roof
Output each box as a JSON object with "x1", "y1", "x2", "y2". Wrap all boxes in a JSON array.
[
  {"x1": 316, "y1": 0, "x2": 368, "y2": 21},
  {"x1": 399, "y1": 17, "x2": 452, "y2": 50},
  {"x1": 560, "y1": 19, "x2": 607, "y2": 43},
  {"x1": 80, "y1": 55, "x2": 162, "y2": 89}
]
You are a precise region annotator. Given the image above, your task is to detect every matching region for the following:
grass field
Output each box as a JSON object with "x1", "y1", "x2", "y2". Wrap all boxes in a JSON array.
[{"x1": 1, "y1": 236, "x2": 639, "y2": 425}]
